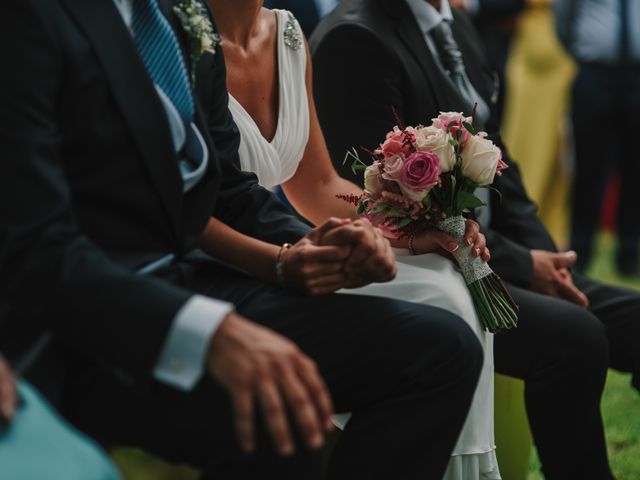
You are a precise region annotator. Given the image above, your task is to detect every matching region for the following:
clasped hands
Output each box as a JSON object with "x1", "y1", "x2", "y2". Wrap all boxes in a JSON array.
[{"x1": 280, "y1": 217, "x2": 490, "y2": 296}]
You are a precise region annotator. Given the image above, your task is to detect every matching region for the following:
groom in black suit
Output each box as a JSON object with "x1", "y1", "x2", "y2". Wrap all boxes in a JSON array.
[
  {"x1": 0, "y1": 1, "x2": 485, "y2": 479},
  {"x1": 312, "y1": 0, "x2": 640, "y2": 478}
]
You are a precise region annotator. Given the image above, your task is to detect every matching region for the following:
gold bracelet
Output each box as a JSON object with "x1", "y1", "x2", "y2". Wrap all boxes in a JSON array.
[
  {"x1": 408, "y1": 232, "x2": 417, "y2": 255},
  {"x1": 275, "y1": 243, "x2": 293, "y2": 286}
]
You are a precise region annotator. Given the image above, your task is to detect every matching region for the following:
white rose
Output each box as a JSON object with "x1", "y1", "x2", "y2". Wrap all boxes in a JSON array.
[
  {"x1": 363, "y1": 163, "x2": 383, "y2": 194},
  {"x1": 413, "y1": 126, "x2": 456, "y2": 173},
  {"x1": 460, "y1": 135, "x2": 502, "y2": 186}
]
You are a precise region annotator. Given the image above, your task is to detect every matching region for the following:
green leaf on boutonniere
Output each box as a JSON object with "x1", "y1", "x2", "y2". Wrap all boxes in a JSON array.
[
  {"x1": 356, "y1": 201, "x2": 367, "y2": 216},
  {"x1": 371, "y1": 204, "x2": 387, "y2": 214}
]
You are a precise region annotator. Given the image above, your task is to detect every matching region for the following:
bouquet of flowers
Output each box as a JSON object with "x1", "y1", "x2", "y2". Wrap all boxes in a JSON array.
[{"x1": 341, "y1": 111, "x2": 518, "y2": 333}]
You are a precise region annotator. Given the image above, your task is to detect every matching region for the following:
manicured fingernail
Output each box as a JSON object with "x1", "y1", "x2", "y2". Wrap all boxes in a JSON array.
[
  {"x1": 448, "y1": 243, "x2": 459, "y2": 252},
  {"x1": 475, "y1": 248, "x2": 481, "y2": 256},
  {"x1": 466, "y1": 238, "x2": 473, "y2": 246}
]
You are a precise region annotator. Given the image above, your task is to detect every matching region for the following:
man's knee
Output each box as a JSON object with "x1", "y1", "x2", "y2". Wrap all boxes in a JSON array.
[
  {"x1": 548, "y1": 305, "x2": 609, "y2": 373},
  {"x1": 400, "y1": 306, "x2": 483, "y2": 385}
]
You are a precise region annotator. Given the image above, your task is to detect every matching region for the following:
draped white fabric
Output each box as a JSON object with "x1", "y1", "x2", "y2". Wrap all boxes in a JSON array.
[
  {"x1": 229, "y1": 10, "x2": 309, "y2": 189},
  {"x1": 230, "y1": 9, "x2": 499, "y2": 479}
]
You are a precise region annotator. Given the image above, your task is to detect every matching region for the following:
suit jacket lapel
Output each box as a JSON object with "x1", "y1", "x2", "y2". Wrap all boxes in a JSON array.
[
  {"x1": 451, "y1": 13, "x2": 497, "y2": 107},
  {"x1": 59, "y1": 0, "x2": 183, "y2": 240},
  {"x1": 380, "y1": 0, "x2": 468, "y2": 116}
]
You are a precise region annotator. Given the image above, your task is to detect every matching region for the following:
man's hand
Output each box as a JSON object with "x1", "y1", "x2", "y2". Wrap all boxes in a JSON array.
[
  {"x1": 531, "y1": 250, "x2": 589, "y2": 308},
  {"x1": 0, "y1": 354, "x2": 17, "y2": 427},
  {"x1": 412, "y1": 220, "x2": 491, "y2": 262},
  {"x1": 280, "y1": 218, "x2": 353, "y2": 295},
  {"x1": 208, "y1": 313, "x2": 334, "y2": 457},
  {"x1": 318, "y1": 218, "x2": 397, "y2": 287}
]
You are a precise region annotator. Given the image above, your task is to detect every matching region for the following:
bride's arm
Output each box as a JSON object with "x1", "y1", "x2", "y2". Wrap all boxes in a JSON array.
[{"x1": 197, "y1": 217, "x2": 354, "y2": 294}]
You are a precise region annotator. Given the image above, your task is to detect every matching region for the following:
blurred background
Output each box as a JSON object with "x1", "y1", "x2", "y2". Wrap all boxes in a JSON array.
[{"x1": 114, "y1": 0, "x2": 640, "y2": 478}]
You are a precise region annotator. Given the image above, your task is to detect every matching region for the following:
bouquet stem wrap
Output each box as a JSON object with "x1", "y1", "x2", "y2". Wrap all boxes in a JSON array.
[{"x1": 437, "y1": 215, "x2": 518, "y2": 333}]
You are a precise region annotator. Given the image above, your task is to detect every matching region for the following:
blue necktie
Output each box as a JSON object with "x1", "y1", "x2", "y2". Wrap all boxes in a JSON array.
[
  {"x1": 132, "y1": 0, "x2": 195, "y2": 123},
  {"x1": 619, "y1": 0, "x2": 630, "y2": 62}
]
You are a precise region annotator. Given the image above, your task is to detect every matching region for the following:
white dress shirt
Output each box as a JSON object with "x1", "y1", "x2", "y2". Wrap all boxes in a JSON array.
[
  {"x1": 405, "y1": 0, "x2": 454, "y2": 76},
  {"x1": 113, "y1": 0, "x2": 233, "y2": 391}
]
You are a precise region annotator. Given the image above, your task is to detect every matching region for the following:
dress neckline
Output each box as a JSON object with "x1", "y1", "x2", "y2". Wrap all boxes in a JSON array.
[{"x1": 229, "y1": 9, "x2": 285, "y2": 146}]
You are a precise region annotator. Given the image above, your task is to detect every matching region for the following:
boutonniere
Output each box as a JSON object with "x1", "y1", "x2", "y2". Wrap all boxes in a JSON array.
[{"x1": 173, "y1": 0, "x2": 222, "y2": 84}]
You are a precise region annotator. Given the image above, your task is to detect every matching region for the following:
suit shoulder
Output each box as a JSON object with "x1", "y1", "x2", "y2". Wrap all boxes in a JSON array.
[{"x1": 310, "y1": 0, "x2": 392, "y2": 53}]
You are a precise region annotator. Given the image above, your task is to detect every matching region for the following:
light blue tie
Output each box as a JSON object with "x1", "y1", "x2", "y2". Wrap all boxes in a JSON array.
[{"x1": 132, "y1": 0, "x2": 195, "y2": 124}]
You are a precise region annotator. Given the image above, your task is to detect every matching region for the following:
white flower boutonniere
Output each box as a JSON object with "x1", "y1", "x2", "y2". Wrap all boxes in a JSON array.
[{"x1": 173, "y1": 0, "x2": 221, "y2": 84}]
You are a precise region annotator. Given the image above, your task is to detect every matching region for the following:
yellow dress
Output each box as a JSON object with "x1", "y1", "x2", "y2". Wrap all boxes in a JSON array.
[{"x1": 501, "y1": 0, "x2": 576, "y2": 246}]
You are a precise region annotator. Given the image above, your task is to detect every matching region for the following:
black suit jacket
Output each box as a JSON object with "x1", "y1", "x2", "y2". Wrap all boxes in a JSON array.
[
  {"x1": 0, "y1": 0, "x2": 308, "y2": 382},
  {"x1": 310, "y1": 0, "x2": 556, "y2": 288}
]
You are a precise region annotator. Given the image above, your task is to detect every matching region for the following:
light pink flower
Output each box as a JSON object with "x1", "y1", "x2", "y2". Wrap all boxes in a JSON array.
[
  {"x1": 376, "y1": 126, "x2": 414, "y2": 158},
  {"x1": 381, "y1": 153, "x2": 405, "y2": 181},
  {"x1": 432, "y1": 112, "x2": 471, "y2": 130}
]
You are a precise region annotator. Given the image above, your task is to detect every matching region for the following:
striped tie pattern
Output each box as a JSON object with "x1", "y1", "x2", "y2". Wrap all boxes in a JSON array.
[{"x1": 132, "y1": 0, "x2": 195, "y2": 123}]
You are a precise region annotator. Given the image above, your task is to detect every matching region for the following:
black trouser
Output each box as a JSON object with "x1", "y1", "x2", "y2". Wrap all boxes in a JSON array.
[
  {"x1": 496, "y1": 274, "x2": 640, "y2": 479},
  {"x1": 570, "y1": 63, "x2": 640, "y2": 269},
  {"x1": 63, "y1": 257, "x2": 483, "y2": 480}
]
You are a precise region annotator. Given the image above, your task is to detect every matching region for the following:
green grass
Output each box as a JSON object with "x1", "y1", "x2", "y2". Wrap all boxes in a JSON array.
[{"x1": 528, "y1": 232, "x2": 640, "y2": 479}]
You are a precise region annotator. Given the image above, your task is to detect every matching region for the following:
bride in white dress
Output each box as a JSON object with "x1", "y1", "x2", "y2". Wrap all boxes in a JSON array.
[{"x1": 206, "y1": 2, "x2": 500, "y2": 478}]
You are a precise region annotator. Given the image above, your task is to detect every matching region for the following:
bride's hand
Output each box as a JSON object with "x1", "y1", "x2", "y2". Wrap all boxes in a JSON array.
[
  {"x1": 280, "y1": 218, "x2": 353, "y2": 296},
  {"x1": 413, "y1": 220, "x2": 490, "y2": 262}
]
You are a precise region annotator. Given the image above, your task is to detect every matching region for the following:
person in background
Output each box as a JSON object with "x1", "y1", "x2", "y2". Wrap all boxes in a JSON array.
[
  {"x1": 0, "y1": 353, "x2": 121, "y2": 480},
  {"x1": 264, "y1": 0, "x2": 339, "y2": 37},
  {"x1": 555, "y1": 0, "x2": 640, "y2": 275}
]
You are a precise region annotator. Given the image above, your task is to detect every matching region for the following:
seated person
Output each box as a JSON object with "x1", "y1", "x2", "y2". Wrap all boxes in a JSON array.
[
  {"x1": 0, "y1": 353, "x2": 121, "y2": 480},
  {"x1": 311, "y1": 0, "x2": 640, "y2": 478},
  {"x1": 0, "y1": 2, "x2": 482, "y2": 479},
  {"x1": 201, "y1": 2, "x2": 499, "y2": 478}
]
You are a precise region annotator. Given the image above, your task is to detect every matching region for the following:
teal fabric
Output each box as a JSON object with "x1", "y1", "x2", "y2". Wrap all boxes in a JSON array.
[{"x1": 0, "y1": 382, "x2": 121, "y2": 480}]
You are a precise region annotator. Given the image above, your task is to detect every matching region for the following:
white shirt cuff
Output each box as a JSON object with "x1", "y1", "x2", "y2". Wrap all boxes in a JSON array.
[{"x1": 153, "y1": 295, "x2": 234, "y2": 391}]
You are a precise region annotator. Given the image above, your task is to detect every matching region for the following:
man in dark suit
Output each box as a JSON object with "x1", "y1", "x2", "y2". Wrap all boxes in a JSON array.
[
  {"x1": 0, "y1": 1, "x2": 484, "y2": 479},
  {"x1": 311, "y1": 1, "x2": 640, "y2": 478}
]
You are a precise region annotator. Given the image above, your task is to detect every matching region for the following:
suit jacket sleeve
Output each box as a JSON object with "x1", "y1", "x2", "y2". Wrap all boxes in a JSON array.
[
  {"x1": 202, "y1": 26, "x2": 310, "y2": 245},
  {"x1": 312, "y1": 24, "x2": 405, "y2": 182},
  {"x1": 0, "y1": 2, "x2": 196, "y2": 383}
]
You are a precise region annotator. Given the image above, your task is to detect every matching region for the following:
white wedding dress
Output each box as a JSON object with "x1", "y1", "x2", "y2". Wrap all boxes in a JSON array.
[{"x1": 228, "y1": 9, "x2": 501, "y2": 480}]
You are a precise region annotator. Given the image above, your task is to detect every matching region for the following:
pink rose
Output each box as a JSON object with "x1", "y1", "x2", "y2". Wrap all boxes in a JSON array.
[
  {"x1": 376, "y1": 126, "x2": 414, "y2": 158},
  {"x1": 401, "y1": 151, "x2": 441, "y2": 191},
  {"x1": 496, "y1": 157, "x2": 508, "y2": 176},
  {"x1": 381, "y1": 153, "x2": 405, "y2": 181},
  {"x1": 432, "y1": 112, "x2": 473, "y2": 144}
]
